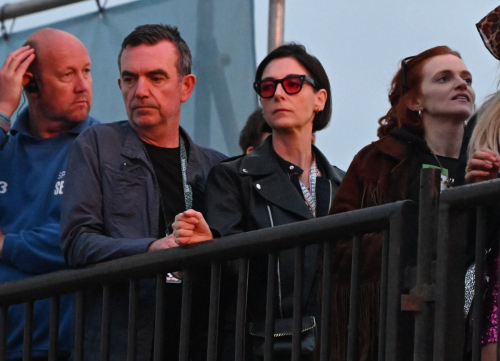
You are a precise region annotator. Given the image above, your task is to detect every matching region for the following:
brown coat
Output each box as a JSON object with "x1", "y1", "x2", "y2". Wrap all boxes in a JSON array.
[{"x1": 328, "y1": 134, "x2": 410, "y2": 361}]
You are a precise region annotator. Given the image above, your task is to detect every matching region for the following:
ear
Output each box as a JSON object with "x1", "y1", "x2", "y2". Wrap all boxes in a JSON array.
[
  {"x1": 313, "y1": 89, "x2": 327, "y2": 111},
  {"x1": 406, "y1": 95, "x2": 422, "y2": 112},
  {"x1": 180, "y1": 74, "x2": 196, "y2": 103},
  {"x1": 246, "y1": 146, "x2": 254, "y2": 154},
  {"x1": 22, "y1": 72, "x2": 33, "y2": 87},
  {"x1": 117, "y1": 78, "x2": 122, "y2": 90}
]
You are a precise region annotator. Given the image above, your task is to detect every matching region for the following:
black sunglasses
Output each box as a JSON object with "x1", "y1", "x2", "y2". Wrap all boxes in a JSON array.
[
  {"x1": 253, "y1": 74, "x2": 318, "y2": 98},
  {"x1": 401, "y1": 56, "x2": 415, "y2": 94}
]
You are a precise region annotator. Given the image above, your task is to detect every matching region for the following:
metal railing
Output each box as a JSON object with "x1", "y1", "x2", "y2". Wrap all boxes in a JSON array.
[
  {"x1": 5, "y1": 167, "x2": 500, "y2": 360},
  {"x1": 0, "y1": 192, "x2": 416, "y2": 361}
]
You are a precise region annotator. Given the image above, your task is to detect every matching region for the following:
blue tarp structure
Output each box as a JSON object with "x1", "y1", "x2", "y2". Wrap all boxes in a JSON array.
[{"x1": 0, "y1": 0, "x2": 257, "y2": 155}]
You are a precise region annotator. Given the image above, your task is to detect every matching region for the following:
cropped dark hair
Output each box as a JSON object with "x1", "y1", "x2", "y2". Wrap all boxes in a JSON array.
[
  {"x1": 255, "y1": 43, "x2": 332, "y2": 132},
  {"x1": 239, "y1": 108, "x2": 271, "y2": 152},
  {"x1": 118, "y1": 24, "x2": 192, "y2": 77},
  {"x1": 377, "y1": 45, "x2": 462, "y2": 138}
]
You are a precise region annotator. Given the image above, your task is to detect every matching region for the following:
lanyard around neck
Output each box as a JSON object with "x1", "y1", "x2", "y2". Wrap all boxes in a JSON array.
[
  {"x1": 180, "y1": 136, "x2": 193, "y2": 210},
  {"x1": 299, "y1": 159, "x2": 320, "y2": 217}
]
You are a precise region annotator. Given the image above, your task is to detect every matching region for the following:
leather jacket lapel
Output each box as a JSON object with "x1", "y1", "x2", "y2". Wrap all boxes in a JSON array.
[{"x1": 254, "y1": 172, "x2": 314, "y2": 221}]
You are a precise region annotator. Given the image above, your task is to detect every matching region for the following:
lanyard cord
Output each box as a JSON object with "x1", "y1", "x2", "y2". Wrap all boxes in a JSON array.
[
  {"x1": 180, "y1": 136, "x2": 193, "y2": 210},
  {"x1": 299, "y1": 159, "x2": 320, "y2": 216}
]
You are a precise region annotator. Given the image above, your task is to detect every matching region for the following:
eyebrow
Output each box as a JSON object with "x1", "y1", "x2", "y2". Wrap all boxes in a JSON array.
[
  {"x1": 145, "y1": 69, "x2": 170, "y2": 78},
  {"x1": 121, "y1": 70, "x2": 137, "y2": 78},
  {"x1": 121, "y1": 69, "x2": 170, "y2": 79},
  {"x1": 435, "y1": 69, "x2": 472, "y2": 78}
]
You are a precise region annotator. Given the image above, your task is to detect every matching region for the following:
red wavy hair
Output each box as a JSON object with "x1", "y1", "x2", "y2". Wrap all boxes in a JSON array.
[{"x1": 377, "y1": 46, "x2": 462, "y2": 138}]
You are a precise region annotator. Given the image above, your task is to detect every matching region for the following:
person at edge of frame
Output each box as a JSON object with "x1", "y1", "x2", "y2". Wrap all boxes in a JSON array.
[{"x1": 0, "y1": 28, "x2": 99, "y2": 361}]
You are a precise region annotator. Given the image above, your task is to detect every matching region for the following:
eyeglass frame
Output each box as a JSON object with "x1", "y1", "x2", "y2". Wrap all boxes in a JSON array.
[
  {"x1": 253, "y1": 74, "x2": 318, "y2": 98},
  {"x1": 401, "y1": 56, "x2": 415, "y2": 94}
]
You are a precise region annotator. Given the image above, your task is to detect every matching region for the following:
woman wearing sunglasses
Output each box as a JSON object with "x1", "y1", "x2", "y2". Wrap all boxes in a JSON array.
[
  {"x1": 173, "y1": 43, "x2": 344, "y2": 360},
  {"x1": 327, "y1": 45, "x2": 475, "y2": 361}
]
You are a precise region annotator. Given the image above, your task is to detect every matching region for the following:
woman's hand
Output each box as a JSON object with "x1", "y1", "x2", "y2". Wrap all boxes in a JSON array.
[
  {"x1": 172, "y1": 209, "x2": 213, "y2": 246},
  {"x1": 465, "y1": 148, "x2": 500, "y2": 184}
]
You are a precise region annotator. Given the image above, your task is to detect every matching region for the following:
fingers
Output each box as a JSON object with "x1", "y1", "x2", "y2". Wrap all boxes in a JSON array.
[
  {"x1": 3, "y1": 46, "x2": 35, "y2": 74},
  {"x1": 466, "y1": 148, "x2": 500, "y2": 183}
]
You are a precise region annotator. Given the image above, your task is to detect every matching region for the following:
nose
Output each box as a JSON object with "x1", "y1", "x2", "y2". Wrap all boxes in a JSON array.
[
  {"x1": 273, "y1": 82, "x2": 286, "y2": 99},
  {"x1": 455, "y1": 77, "x2": 468, "y2": 90},
  {"x1": 75, "y1": 71, "x2": 92, "y2": 93},
  {"x1": 134, "y1": 77, "x2": 150, "y2": 98}
]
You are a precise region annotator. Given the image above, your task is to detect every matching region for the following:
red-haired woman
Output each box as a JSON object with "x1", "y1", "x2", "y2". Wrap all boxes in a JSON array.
[{"x1": 329, "y1": 46, "x2": 475, "y2": 360}]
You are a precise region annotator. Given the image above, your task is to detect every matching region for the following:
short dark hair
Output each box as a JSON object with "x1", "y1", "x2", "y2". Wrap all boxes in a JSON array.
[
  {"x1": 239, "y1": 108, "x2": 271, "y2": 152},
  {"x1": 118, "y1": 24, "x2": 192, "y2": 77},
  {"x1": 255, "y1": 43, "x2": 332, "y2": 132}
]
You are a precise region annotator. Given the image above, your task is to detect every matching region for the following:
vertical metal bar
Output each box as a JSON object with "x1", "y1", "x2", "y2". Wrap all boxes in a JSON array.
[
  {"x1": 235, "y1": 258, "x2": 249, "y2": 361},
  {"x1": 347, "y1": 236, "x2": 361, "y2": 361},
  {"x1": 413, "y1": 168, "x2": 441, "y2": 361},
  {"x1": 23, "y1": 300, "x2": 34, "y2": 361},
  {"x1": 153, "y1": 274, "x2": 166, "y2": 361},
  {"x1": 264, "y1": 253, "x2": 277, "y2": 361},
  {"x1": 378, "y1": 230, "x2": 390, "y2": 361},
  {"x1": 179, "y1": 269, "x2": 193, "y2": 361},
  {"x1": 472, "y1": 207, "x2": 487, "y2": 361},
  {"x1": 48, "y1": 296, "x2": 60, "y2": 361},
  {"x1": 386, "y1": 201, "x2": 417, "y2": 361},
  {"x1": 127, "y1": 279, "x2": 139, "y2": 361},
  {"x1": 0, "y1": 305, "x2": 8, "y2": 361},
  {"x1": 207, "y1": 263, "x2": 221, "y2": 361},
  {"x1": 292, "y1": 247, "x2": 304, "y2": 361},
  {"x1": 434, "y1": 204, "x2": 468, "y2": 361},
  {"x1": 100, "y1": 285, "x2": 111, "y2": 361},
  {"x1": 74, "y1": 291, "x2": 85, "y2": 361},
  {"x1": 320, "y1": 241, "x2": 333, "y2": 361},
  {"x1": 268, "y1": 0, "x2": 285, "y2": 52}
]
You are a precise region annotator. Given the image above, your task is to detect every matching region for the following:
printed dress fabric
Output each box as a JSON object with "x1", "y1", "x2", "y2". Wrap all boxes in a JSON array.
[{"x1": 482, "y1": 255, "x2": 499, "y2": 345}]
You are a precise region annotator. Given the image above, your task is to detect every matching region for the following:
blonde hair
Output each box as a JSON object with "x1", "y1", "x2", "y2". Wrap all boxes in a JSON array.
[{"x1": 468, "y1": 91, "x2": 500, "y2": 159}]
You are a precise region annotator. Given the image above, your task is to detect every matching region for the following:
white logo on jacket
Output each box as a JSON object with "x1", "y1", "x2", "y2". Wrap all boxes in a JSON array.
[{"x1": 54, "y1": 171, "x2": 66, "y2": 195}]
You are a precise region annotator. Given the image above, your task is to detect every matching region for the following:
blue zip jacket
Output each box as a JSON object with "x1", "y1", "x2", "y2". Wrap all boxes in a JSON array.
[{"x1": 0, "y1": 108, "x2": 99, "y2": 359}]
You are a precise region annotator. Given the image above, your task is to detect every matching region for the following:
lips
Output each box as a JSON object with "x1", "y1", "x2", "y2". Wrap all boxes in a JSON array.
[
  {"x1": 273, "y1": 108, "x2": 291, "y2": 114},
  {"x1": 452, "y1": 93, "x2": 470, "y2": 102}
]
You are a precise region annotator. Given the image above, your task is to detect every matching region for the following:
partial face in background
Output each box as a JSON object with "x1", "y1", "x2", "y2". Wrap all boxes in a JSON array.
[{"x1": 118, "y1": 40, "x2": 195, "y2": 132}]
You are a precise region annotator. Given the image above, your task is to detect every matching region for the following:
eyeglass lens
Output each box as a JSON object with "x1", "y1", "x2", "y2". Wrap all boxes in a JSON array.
[{"x1": 259, "y1": 76, "x2": 304, "y2": 98}]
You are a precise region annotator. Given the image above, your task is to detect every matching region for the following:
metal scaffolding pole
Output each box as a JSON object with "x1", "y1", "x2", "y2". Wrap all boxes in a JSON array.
[
  {"x1": 0, "y1": 0, "x2": 88, "y2": 21},
  {"x1": 267, "y1": 0, "x2": 284, "y2": 53}
]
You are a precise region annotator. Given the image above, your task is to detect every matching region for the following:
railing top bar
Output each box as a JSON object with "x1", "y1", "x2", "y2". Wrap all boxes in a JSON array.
[
  {"x1": 0, "y1": 0, "x2": 88, "y2": 21},
  {"x1": 0, "y1": 200, "x2": 413, "y2": 304},
  {"x1": 440, "y1": 178, "x2": 500, "y2": 207}
]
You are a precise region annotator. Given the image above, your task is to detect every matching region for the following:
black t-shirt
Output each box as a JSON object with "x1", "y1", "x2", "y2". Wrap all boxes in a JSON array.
[
  {"x1": 143, "y1": 142, "x2": 185, "y2": 238},
  {"x1": 392, "y1": 129, "x2": 459, "y2": 205}
]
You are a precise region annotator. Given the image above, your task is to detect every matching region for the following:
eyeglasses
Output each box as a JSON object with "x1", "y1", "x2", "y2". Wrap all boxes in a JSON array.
[
  {"x1": 401, "y1": 56, "x2": 415, "y2": 94},
  {"x1": 253, "y1": 74, "x2": 318, "y2": 98}
]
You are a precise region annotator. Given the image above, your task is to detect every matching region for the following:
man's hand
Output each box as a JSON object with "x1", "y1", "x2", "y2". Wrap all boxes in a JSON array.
[
  {"x1": 0, "y1": 46, "x2": 35, "y2": 117},
  {"x1": 465, "y1": 148, "x2": 500, "y2": 184},
  {"x1": 172, "y1": 209, "x2": 213, "y2": 246},
  {"x1": 146, "y1": 234, "x2": 178, "y2": 252}
]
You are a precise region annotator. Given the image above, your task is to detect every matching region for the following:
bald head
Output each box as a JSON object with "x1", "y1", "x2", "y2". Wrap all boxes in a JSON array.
[
  {"x1": 22, "y1": 28, "x2": 92, "y2": 130},
  {"x1": 24, "y1": 28, "x2": 88, "y2": 77}
]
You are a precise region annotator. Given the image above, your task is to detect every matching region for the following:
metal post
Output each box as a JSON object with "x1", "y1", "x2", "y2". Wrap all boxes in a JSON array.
[
  {"x1": 0, "y1": 0, "x2": 88, "y2": 21},
  {"x1": 268, "y1": 0, "x2": 285, "y2": 53}
]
